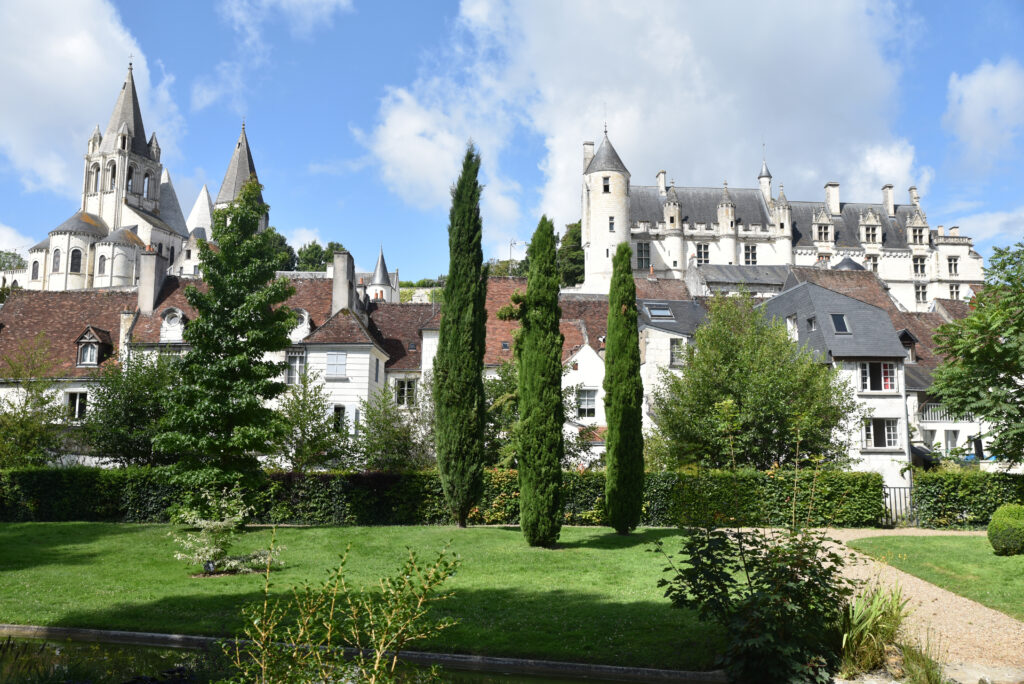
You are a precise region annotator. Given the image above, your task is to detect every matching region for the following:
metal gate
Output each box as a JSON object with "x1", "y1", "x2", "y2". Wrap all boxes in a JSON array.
[{"x1": 882, "y1": 485, "x2": 917, "y2": 527}]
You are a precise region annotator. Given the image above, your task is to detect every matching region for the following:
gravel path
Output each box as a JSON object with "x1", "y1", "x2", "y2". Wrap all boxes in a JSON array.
[{"x1": 826, "y1": 528, "x2": 1024, "y2": 677}]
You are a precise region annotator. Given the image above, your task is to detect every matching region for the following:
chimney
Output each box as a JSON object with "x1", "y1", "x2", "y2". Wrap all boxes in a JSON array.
[
  {"x1": 118, "y1": 309, "x2": 137, "y2": 359},
  {"x1": 137, "y1": 248, "x2": 167, "y2": 315},
  {"x1": 332, "y1": 249, "x2": 355, "y2": 315},
  {"x1": 950, "y1": 225, "x2": 960, "y2": 236},
  {"x1": 937, "y1": 225, "x2": 945, "y2": 236},
  {"x1": 882, "y1": 184, "x2": 895, "y2": 217},
  {"x1": 824, "y1": 182, "x2": 840, "y2": 215},
  {"x1": 909, "y1": 186, "x2": 920, "y2": 207},
  {"x1": 583, "y1": 141, "x2": 595, "y2": 173},
  {"x1": 656, "y1": 170, "x2": 667, "y2": 195}
]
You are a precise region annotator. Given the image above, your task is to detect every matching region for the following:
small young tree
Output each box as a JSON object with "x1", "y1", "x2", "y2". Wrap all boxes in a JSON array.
[
  {"x1": 0, "y1": 333, "x2": 64, "y2": 467},
  {"x1": 356, "y1": 388, "x2": 431, "y2": 472},
  {"x1": 84, "y1": 353, "x2": 179, "y2": 466},
  {"x1": 603, "y1": 243, "x2": 644, "y2": 534},
  {"x1": 155, "y1": 178, "x2": 296, "y2": 474},
  {"x1": 499, "y1": 216, "x2": 564, "y2": 547},
  {"x1": 275, "y1": 370, "x2": 351, "y2": 471},
  {"x1": 433, "y1": 145, "x2": 488, "y2": 526}
]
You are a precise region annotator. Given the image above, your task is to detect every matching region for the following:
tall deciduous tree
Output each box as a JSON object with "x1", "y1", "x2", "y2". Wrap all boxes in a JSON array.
[
  {"x1": 266, "y1": 228, "x2": 297, "y2": 270},
  {"x1": 155, "y1": 178, "x2": 296, "y2": 473},
  {"x1": 0, "y1": 333, "x2": 64, "y2": 467},
  {"x1": 603, "y1": 242, "x2": 644, "y2": 534},
  {"x1": 0, "y1": 250, "x2": 26, "y2": 271},
  {"x1": 556, "y1": 221, "x2": 584, "y2": 287},
  {"x1": 933, "y1": 242, "x2": 1024, "y2": 464},
  {"x1": 499, "y1": 216, "x2": 564, "y2": 546},
  {"x1": 433, "y1": 145, "x2": 488, "y2": 526},
  {"x1": 297, "y1": 240, "x2": 346, "y2": 271}
]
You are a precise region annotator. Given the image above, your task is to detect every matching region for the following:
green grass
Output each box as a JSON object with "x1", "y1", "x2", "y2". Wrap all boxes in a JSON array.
[
  {"x1": 0, "y1": 524, "x2": 721, "y2": 670},
  {"x1": 847, "y1": 535, "x2": 1024, "y2": 620}
]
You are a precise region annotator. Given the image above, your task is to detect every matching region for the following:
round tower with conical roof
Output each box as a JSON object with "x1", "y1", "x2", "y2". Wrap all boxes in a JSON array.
[{"x1": 581, "y1": 130, "x2": 630, "y2": 290}]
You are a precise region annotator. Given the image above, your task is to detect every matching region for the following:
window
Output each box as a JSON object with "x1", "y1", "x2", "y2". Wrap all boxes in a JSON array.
[
  {"x1": 669, "y1": 216, "x2": 675, "y2": 224},
  {"x1": 186, "y1": 249, "x2": 192, "y2": 260},
  {"x1": 913, "y1": 256, "x2": 926, "y2": 275},
  {"x1": 67, "y1": 392, "x2": 88, "y2": 421},
  {"x1": 744, "y1": 244, "x2": 757, "y2": 265},
  {"x1": 126, "y1": 166, "x2": 134, "y2": 193},
  {"x1": 108, "y1": 162, "x2": 116, "y2": 190},
  {"x1": 949, "y1": 284, "x2": 960, "y2": 299},
  {"x1": 863, "y1": 418, "x2": 899, "y2": 448},
  {"x1": 636, "y1": 242, "x2": 650, "y2": 270},
  {"x1": 31, "y1": 261, "x2": 39, "y2": 280},
  {"x1": 333, "y1": 406, "x2": 346, "y2": 433},
  {"x1": 69, "y1": 249, "x2": 82, "y2": 273},
  {"x1": 830, "y1": 313, "x2": 849, "y2": 333},
  {"x1": 944, "y1": 429, "x2": 959, "y2": 452},
  {"x1": 915, "y1": 284, "x2": 927, "y2": 303},
  {"x1": 947, "y1": 257, "x2": 958, "y2": 275},
  {"x1": 193, "y1": 265, "x2": 200, "y2": 275},
  {"x1": 911, "y1": 227, "x2": 925, "y2": 244},
  {"x1": 816, "y1": 225, "x2": 830, "y2": 241},
  {"x1": 859, "y1": 362, "x2": 897, "y2": 391},
  {"x1": 807, "y1": 316, "x2": 817, "y2": 331},
  {"x1": 91, "y1": 164, "x2": 100, "y2": 193},
  {"x1": 285, "y1": 351, "x2": 305, "y2": 385},
  {"x1": 326, "y1": 351, "x2": 347, "y2": 377},
  {"x1": 52, "y1": 249, "x2": 61, "y2": 272},
  {"x1": 608, "y1": 216, "x2": 615, "y2": 233},
  {"x1": 669, "y1": 338, "x2": 685, "y2": 367},
  {"x1": 409, "y1": 342, "x2": 417, "y2": 351},
  {"x1": 375, "y1": 357, "x2": 380, "y2": 383},
  {"x1": 143, "y1": 174, "x2": 150, "y2": 198},
  {"x1": 577, "y1": 389, "x2": 597, "y2": 418},
  {"x1": 863, "y1": 226, "x2": 878, "y2": 243},
  {"x1": 647, "y1": 304, "x2": 673, "y2": 319},
  {"x1": 602, "y1": 176, "x2": 610, "y2": 193},
  {"x1": 170, "y1": 247, "x2": 175, "y2": 264},
  {"x1": 696, "y1": 243, "x2": 710, "y2": 265},
  {"x1": 395, "y1": 379, "x2": 416, "y2": 406},
  {"x1": 78, "y1": 343, "x2": 98, "y2": 366},
  {"x1": 865, "y1": 255, "x2": 878, "y2": 273},
  {"x1": 501, "y1": 341, "x2": 510, "y2": 351},
  {"x1": 98, "y1": 255, "x2": 106, "y2": 275},
  {"x1": 157, "y1": 243, "x2": 163, "y2": 256}
]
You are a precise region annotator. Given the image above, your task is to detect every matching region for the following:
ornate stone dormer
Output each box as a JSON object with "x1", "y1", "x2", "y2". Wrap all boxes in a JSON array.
[
  {"x1": 906, "y1": 208, "x2": 929, "y2": 247},
  {"x1": 859, "y1": 208, "x2": 882, "y2": 246},
  {"x1": 812, "y1": 205, "x2": 834, "y2": 243}
]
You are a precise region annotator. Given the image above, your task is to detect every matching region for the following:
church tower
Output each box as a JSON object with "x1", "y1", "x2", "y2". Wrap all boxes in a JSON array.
[
  {"x1": 214, "y1": 123, "x2": 268, "y2": 232},
  {"x1": 581, "y1": 130, "x2": 630, "y2": 291},
  {"x1": 81, "y1": 63, "x2": 163, "y2": 231}
]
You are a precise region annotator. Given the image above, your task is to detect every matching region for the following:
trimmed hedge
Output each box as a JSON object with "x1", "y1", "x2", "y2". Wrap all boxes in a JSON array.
[
  {"x1": 988, "y1": 503, "x2": 1024, "y2": 556},
  {"x1": 0, "y1": 466, "x2": 884, "y2": 528},
  {"x1": 915, "y1": 470, "x2": 1024, "y2": 528}
]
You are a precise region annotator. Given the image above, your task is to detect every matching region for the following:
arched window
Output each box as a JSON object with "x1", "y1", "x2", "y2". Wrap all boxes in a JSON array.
[
  {"x1": 126, "y1": 166, "x2": 135, "y2": 193},
  {"x1": 9, "y1": 280, "x2": 16, "y2": 288},
  {"x1": 143, "y1": 174, "x2": 150, "y2": 198},
  {"x1": 120, "y1": 135, "x2": 127, "y2": 150},
  {"x1": 170, "y1": 246, "x2": 175, "y2": 264},
  {"x1": 108, "y1": 162, "x2": 116, "y2": 191},
  {"x1": 98, "y1": 255, "x2": 106, "y2": 275},
  {"x1": 91, "y1": 164, "x2": 100, "y2": 193},
  {"x1": 31, "y1": 261, "x2": 39, "y2": 280},
  {"x1": 157, "y1": 243, "x2": 163, "y2": 256},
  {"x1": 70, "y1": 249, "x2": 82, "y2": 273},
  {"x1": 52, "y1": 249, "x2": 61, "y2": 272}
]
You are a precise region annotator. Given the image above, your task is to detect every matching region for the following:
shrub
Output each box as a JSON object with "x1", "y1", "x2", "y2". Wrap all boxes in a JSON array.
[
  {"x1": 987, "y1": 503, "x2": 1024, "y2": 556},
  {"x1": 915, "y1": 470, "x2": 1024, "y2": 528},
  {"x1": 839, "y1": 582, "x2": 908, "y2": 677}
]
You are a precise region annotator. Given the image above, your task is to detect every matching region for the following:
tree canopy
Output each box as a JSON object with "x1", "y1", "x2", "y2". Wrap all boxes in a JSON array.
[
  {"x1": 556, "y1": 221, "x2": 584, "y2": 287},
  {"x1": 651, "y1": 293, "x2": 861, "y2": 470},
  {"x1": 0, "y1": 333, "x2": 64, "y2": 467},
  {"x1": 266, "y1": 228, "x2": 297, "y2": 271},
  {"x1": 932, "y1": 242, "x2": 1024, "y2": 464},
  {"x1": 297, "y1": 240, "x2": 346, "y2": 271}
]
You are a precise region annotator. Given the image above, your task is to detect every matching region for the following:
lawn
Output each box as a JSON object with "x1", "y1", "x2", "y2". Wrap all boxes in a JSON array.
[
  {"x1": 847, "y1": 535, "x2": 1024, "y2": 620},
  {"x1": 0, "y1": 524, "x2": 721, "y2": 670}
]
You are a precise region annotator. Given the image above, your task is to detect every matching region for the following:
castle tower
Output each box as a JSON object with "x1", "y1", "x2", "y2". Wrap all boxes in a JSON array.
[
  {"x1": 369, "y1": 246, "x2": 393, "y2": 302},
  {"x1": 774, "y1": 184, "x2": 793, "y2": 263},
  {"x1": 581, "y1": 130, "x2": 630, "y2": 290},
  {"x1": 81, "y1": 63, "x2": 164, "y2": 231},
  {"x1": 717, "y1": 181, "x2": 737, "y2": 265},
  {"x1": 215, "y1": 123, "x2": 268, "y2": 231}
]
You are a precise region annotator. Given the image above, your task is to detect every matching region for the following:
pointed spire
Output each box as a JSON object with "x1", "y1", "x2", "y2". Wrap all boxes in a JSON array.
[
  {"x1": 158, "y1": 169, "x2": 188, "y2": 237},
  {"x1": 100, "y1": 63, "x2": 150, "y2": 157},
  {"x1": 215, "y1": 123, "x2": 263, "y2": 207},
  {"x1": 370, "y1": 246, "x2": 391, "y2": 287},
  {"x1": 777, "y1": 183, "x2": 790, "y2": 206},
  {"x1": 759, "y1": 158, "x2": 771, "y2": 179},
  {"x1": 585, "y1": 130, "x2": 629, "y2": 176},
  {"x1": 719, "y1": 180, "x2": 735, "y2": 207},
  {"x1": 187, "y1": 185, "x2": 214, "y2": 235}
]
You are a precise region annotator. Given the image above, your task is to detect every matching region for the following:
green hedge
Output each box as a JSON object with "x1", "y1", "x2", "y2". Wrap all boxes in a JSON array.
[
  {"x1": 914, "y1": 470, "x2": 1024, "y2": 528},
  {"x1": 0, "y1": 466, "x2": 884, "y2": 528}
]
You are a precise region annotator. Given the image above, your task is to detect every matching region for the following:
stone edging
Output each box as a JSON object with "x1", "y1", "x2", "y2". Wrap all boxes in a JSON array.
[{"x1": 0, "y1": 623, "x2": 728, "y2": 683}]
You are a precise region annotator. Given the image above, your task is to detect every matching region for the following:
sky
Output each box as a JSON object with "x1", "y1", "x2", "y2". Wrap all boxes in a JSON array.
[{"x1": 1, "y1": 0, "x2": 1023, "y2": 280}]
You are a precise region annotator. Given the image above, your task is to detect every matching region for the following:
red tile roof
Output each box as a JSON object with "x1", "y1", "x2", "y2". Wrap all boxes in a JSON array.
[
  {"x1": 933, "y1": 297, "x2": 972, "y2": 322},
  {"x1": 788, "y1": 267, "x2": 900, "y2": 314},
  {"x1": 634, "y1": 276, "x2": 690, "y2": 299},
  {"x1": 0, "y1": 289, "x2": 136, "y2": 378},
  {"x1": 304, "y1": 309, "x2": 380, "y2": 346},
  {"x1": 368, "y1": 303, "x2": 437, "y2": 370}
]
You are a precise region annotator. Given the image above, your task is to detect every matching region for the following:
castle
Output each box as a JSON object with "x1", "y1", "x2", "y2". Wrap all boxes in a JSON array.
[{"x1": 577, "y1": 131, "x2": 985, "y2": 312}]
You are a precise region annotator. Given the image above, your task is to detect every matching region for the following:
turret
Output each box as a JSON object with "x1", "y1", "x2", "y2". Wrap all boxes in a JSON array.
[
  {"x1": 369, "y1": 246, "x2": 393, "y2": 302},
  {"x1": 758, "y1": 157, "x2": 772, "y2": 203},
  {"x1": 775, "y1": 184, "x2": 793, "y2": 264},
  {"x1": 581, "y1": 130, "x2": 630, "y2": 288},
  {"x1": 718, "y1": 181, "x2": 737, "y2": 265}
]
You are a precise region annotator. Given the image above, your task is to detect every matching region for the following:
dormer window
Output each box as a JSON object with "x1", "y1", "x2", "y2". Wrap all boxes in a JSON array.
[
  {"x1": 863, "y1": 226, "x2": 878, "y2": 243},
  {"x1": 911, "y1": 228, "x2": 925, "y2": 244},
  {"x1": 78, "y1": 342, "x2": 98, "y2": 366},
  {"x1": 807, "y1": 316, "x2": 817, "y2": 331},
  {"x1": 409, "y1": 342, "x2": 417, "y2": 351},
  {"x1": 816, "y1": 225, "x2": 831, "y2": 242},
  {"x1": 830, "y1": 313, "x2": 849, "y2": 334},
  {"x1": 160, "y1": 308, "x2": 186, "y2": 343}
]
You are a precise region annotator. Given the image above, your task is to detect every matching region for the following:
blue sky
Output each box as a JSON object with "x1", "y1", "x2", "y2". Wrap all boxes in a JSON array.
[{"x1": 1, "y1": 0, "x2": 1023, "y2": 279}]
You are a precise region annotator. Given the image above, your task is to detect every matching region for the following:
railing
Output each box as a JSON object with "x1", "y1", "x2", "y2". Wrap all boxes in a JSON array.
[
  {"x1": 919, "y1": 403, "x2": 974, "y2": 422},
  {"x1": 882, "y1": 486, "x2": 917, "y2": 527}
]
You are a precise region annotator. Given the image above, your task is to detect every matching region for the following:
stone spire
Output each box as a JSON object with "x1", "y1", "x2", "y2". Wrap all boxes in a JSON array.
[
  {"x1": 370, "y1": 246, "x2": 391, "y2": 287},
  {"x1": 100, "y1": 63, "x2": 150, "y2": 157},
  {"x1": 186, "y1": 185, "x2": 214, "y2": 236},
  {"x1": 758, "y1": 158, "x2": 772, "y2": 179},
  {"x1": 719, "y1": 180, "x2": 735, "y2": 207},
  {"x1": 158, "y1": 169, "x2": 189, "y2": 237},
  {"x1": 215, "y1": 123, "x2": 263, "y2": 207}
]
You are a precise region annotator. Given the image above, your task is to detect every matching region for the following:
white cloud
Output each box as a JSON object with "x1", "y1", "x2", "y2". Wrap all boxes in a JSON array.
[
  {"x1": 943, "y1": 58, "x2": 1024, "y2": 170},
  {"x1": 364, "y1": 0, "x2": 932, "y2": 258},
  {"x1": 193, "y1": 0, "x2": 353, "y2": 112},
  {"x1": 0, "y1": 221, "x2": 36, "y2": 259},
  {"x1": 950, "y1": 206, "x2": 1024, "y2": 245},
  {"x1": 0, "y1": 0, "x2": 184, "y2": 198},
  {"x1": 288, "y1": 227, "x2": 324, "y2": 248}
]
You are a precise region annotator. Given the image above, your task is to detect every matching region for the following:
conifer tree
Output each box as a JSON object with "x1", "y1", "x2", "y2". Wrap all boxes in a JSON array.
[
  {"x1": 433, "y1": 145, "x2": 488, "y2": 526},
  {"x1": 603, "y1": 242, "x2": 644, "y2": 534},
  {"x1": 499, "y1": 216, "x2": 564, "y2": 546},
  {"x1": 155, "y1": 178, "x2": 296, "y2": 473}
]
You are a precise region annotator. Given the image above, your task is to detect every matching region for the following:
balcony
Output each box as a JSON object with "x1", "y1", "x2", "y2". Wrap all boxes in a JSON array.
[{"x1": 919, "y1": 402, "x2": 975, "y2": 422}]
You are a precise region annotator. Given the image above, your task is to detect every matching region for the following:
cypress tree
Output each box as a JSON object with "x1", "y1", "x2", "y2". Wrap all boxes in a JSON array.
[
  {"x1": 604, "y1": 242, "x2": 644, "y2": 534},
  {"x1": 500, "y1": 216, "x2": 564, "y2": 546},
  {"x1": 433, "y1": 145, "x2": 488, "y2": 527}
]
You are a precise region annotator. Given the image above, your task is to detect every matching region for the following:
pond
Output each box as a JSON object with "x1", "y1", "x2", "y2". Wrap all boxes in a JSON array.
[{"x1": 0, "y1": 638, "x2": 641, "y2": 683}]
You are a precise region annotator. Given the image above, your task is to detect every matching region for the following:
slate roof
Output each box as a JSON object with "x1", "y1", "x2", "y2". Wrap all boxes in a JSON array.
[
  {"x1": 832, "y1": 257, "x2": 865, "y2": 271},
  {"x1": 0, "y1": 289, "x2": 136, "y2": 379},
  {"x1": 158, "y1": 169, "x2": 189, "y2": 237},
  {"x1": 187, "y1": 185, "x2": 214, "y2": 234},
  {"x1": 585, "y1": 134, "x2": 629, "y2": 176},
  {"x1": 130, "y1": 204, "x2": 187, "y2": 238},
  {"x1": 215, "y1": 126, "x2": 262, "y2": 206},
  {"x1": 638, "y1": 299, "x2": 707, "y2": 336},
  {"x1": 98, "y1": 227, "x2": 145, "y2": 247},
  {"x1": 368, "y1": 303, "x2": 436, "y2": 370},
  {"x1": 905, "y1": 365, "x2": 934, "y2": 392},
  {"x1": 761, "y1": 282, "x2": 907, "y2": 359},
  {"x1": 99, "y1": 66, "x2": 151, "y2": 158},
  {"x1": 629, "y1": 185, "x2": 770, "y2": 228},
  {"x1": 789, "y1": 201, "x2": 917, "y2": 250},
  {"x1": 370, "y1": 248, "x2": 391, "y2": 287},
  {"x1": 30, "y1": 237, "x2": 50, "y2": 252},
  {"x1": 50, "y1": 212, "x2": 108, "y2": 238},
  {"x1": 698, "y1": 264, "x2": 791, "y2": 287}
]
